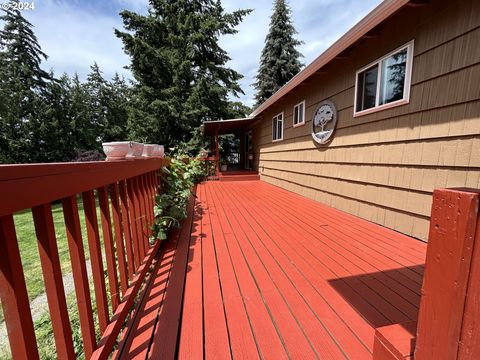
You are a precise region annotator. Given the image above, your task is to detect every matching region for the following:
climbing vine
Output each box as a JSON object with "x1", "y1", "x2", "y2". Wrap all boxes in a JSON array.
[{"x1": 151, "y1": 155, "x2": 206, "y2": 241}]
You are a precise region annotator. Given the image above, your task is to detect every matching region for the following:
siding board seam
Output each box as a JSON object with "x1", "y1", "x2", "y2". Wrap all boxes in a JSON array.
[
  {"x1": 257, "y1": 133, "x2": 479, "y2": 153},
  {"x1": 261, "y1": 173, "x2": 430, "y2": 221},
  {"x1": 261, "y1": 166, "x2": 436, "y2": 196}
]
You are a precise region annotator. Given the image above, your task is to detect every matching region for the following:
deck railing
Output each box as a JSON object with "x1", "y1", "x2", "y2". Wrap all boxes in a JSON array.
[{"x1": 0, "y1": 158, "x2": 165, "y2": 359}]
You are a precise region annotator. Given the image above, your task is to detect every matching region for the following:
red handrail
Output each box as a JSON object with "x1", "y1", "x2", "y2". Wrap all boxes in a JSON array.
[{"x1": 0, "y1": 158, "x2": 165, "y2": 359}]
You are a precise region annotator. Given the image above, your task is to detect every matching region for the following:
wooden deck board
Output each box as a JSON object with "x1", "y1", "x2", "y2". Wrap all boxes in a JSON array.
[{"x1": 122, "y1": 180, "x2": 427, "y2": 359}]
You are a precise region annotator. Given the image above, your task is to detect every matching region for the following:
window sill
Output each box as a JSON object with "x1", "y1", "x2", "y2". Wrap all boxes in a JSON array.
[
  {"x1": 293, "y1": 122, "x2": 305, "y2": 128},
  {"x1": 272, "y1": 138, "x2": 284, "y2": 143},
  {"x1": 353, "y1": 98, "x2": 409, "y2": 117}
]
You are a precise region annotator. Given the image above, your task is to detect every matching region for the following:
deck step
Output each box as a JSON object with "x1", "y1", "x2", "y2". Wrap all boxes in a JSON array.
[
  {"x1": 373, "y1": 321, "x2": 417, "y2": 360},
  {"x1": 219, "y1": 174, "x2": 260, "y2": 181}
]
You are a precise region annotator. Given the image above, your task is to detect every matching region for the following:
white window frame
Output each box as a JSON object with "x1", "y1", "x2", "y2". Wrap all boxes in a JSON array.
[
  {"x1": 272, "y1": 112, "x2": 284, "y2": 142},
  {"x1": 293, "y1": 100, "x2": 306, "y2": 127},
  {"x1": 354, "y1": 40, "x2": 414, "y2": 117}
]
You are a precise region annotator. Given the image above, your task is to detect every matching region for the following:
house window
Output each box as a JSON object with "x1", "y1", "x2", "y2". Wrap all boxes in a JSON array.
[
  {"x1": 293, "y1": 100, "x2": 305, "y2": 127},
  {"x1": 272, "y1": 112, "x2": 283, "y2": 141},
  {"x1": 354, "y1": 40, "x2": 414, "y2": 116}
]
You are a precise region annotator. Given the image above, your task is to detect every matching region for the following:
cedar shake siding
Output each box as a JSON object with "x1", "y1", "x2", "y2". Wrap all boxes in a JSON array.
[{"x1": 251, "y1": 0, "x2": 480, "y2": 241}]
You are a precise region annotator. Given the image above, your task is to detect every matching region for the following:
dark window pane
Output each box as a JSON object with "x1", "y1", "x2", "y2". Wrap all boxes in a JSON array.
[
  {"x1": 277, "y1": 119, "x2": 282, "y2": 139},
  {"x1": 356, "y1": 64, "x2": 378, "y2": 112},
  {"x1": 272, "y1": 118, "x2": 277, "y2": 140},
  {"x1": 380, "y1": 49, "x2": 407, "y2": 105}
]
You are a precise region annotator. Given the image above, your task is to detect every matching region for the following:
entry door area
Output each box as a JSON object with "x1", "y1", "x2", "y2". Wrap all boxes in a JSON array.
[{"x1": 245, "y1": 131, "x2": 253, "y2": 170}]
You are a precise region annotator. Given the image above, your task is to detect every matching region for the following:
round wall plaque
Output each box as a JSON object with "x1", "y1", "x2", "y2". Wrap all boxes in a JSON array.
[{"x1": 311, "y1": 100, "x2": 337, "y2": 145}]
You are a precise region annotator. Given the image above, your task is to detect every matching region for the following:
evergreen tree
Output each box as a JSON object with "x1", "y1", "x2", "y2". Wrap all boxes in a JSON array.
[
  {"x1": 0, "y1": 7, "x2": 51, "y2": 163},
  {"x1": 105, "y1": 73, "x2": 130, "y2": 142},
  {"x1": 85, "y1": 62, "x2": 109, "y2": 145},
  {"x1": 69, "y1": 73, "x2": 99, "y2": 152},
  {"x1": 115, "y1": 0, "x2": 251, "y2": 148},
  {"x1": 33, "y1": 73, "x2": 75, "y2": 162},
  {"x1": 254, "y1": 0, "x2": 303, "y2": 106}
]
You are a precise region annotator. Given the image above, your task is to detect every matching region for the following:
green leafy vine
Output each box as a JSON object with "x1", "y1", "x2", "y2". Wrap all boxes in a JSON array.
[{"x1": 150, "y1": 155, "x2": 206, "y2": 241}]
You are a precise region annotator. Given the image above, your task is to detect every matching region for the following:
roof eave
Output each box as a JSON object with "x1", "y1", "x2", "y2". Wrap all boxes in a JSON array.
[{"x1": 250, "y1": 0, "x2": 411, "y2": 118}]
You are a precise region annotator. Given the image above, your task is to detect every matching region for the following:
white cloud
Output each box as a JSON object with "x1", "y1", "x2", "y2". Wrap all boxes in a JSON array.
[
  {"x1": 6, "y1": 0, "x2": 382, "y2": 106},
  {"x1": 22, "y1": 0, "x2": 134, "y2": 81}
]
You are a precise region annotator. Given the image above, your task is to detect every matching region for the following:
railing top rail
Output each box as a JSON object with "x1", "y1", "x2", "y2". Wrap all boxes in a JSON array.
[{"x1": 0, "y1": 158, "x2": 164, "y2": 217}]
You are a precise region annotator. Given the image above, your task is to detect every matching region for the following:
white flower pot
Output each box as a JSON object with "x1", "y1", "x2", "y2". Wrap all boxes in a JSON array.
[
  {"x1": 102, "y1": 141, "x2": 131, "y2": 161},
  {"x1": 152, "y1": 144, "x2": 165, "y2": 158},
  {"x1": 142, "y1": 144, "x2": 155, "y2": 157},
  {"x1": 127, "y1": 142, "x2": 144, "y2": 158}
]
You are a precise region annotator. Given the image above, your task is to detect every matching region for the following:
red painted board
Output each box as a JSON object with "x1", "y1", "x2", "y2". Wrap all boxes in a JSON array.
[
  {"x1": 415, "y1": 189, "x2": 480, "y2": 360},
  {"x1": 33, "y1": 204, "x2": 76, "y2": 359},
  {"x1": 0, "y1": 214, "x2": 39, "y2": 360}
]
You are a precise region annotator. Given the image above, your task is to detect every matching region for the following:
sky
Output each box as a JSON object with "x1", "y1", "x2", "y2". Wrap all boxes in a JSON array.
[{"x1": 15, "y1": 0, "x2": 383, "y2": 107}]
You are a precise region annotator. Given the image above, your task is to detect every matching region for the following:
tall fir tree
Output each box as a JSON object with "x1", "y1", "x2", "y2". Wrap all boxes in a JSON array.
[
  {"x1": 85, "y1": 62, "x2": 109, "y2": 145},
  {"x1": 0, "y1": 7, "x2": 51, "y2": 163},
  {"x1": 115, "y1": 0, "x2": 251, "y2": 148},
  {"x1": 33, "y1": 73, "x2": 76, "y2": 162},
  {"x1": 68, "y1": 73, "x2": 100, "y2": 153},
  {"x1": 105, "y1": 73, "x2": 130, "y2": 142},
  {"x1": 254, "y1": 0, "x2": 303, "y2": 106}
]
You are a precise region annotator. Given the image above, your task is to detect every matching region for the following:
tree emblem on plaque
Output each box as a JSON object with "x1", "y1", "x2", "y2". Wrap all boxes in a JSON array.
[{"x1": 312, "y1": 100, "x2": 337, "y2": 145}]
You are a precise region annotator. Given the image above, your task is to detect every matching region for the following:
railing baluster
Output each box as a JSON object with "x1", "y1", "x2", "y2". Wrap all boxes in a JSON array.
[
  {"x1": 62, "y1": 196, "x2": 96, "y2": 358},
  {"x1": 0, "y1": 214, "x2": 39, "y2": 360},
  {"x1": 132, "y1": 176, "x2": 146, "y2": 259},
  {"x1": 146, "y1": 172, "x2": 154, "y2": 242},
  {"x1": 119, "y1": 180, "x2": 135, "y2": 280},
  {"x1": 98, "y1": 186, "x2": 120, "y2": 311},
  {"x1": 138, "y1": 174, "x2": 150, "y2": 251},
  {"x1": 110, "y1": 183, "x2": 128, "y2": 296},
  {"x1": 127, "y1": 177, "x2": 141, "y2": 269},
  {"x1": 32, "y1": 204, "x2": 76, "y2": 359},
  {"x1": 82, "y1": 190, "x2": 109, "y2": 332},
  {"x1": 148, "y1": 171, "x2": 156, "y2": 232}
]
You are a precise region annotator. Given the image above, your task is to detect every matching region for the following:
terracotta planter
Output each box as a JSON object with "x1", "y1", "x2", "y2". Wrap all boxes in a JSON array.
[{"x1": 102, "y1": 141, "x2": 131, "y2": 161}]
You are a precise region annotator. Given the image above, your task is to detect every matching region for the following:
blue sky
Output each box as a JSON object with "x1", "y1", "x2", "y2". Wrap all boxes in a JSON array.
[{"x1": 18, "y1": 0, "x2": 383, "y2": 106}]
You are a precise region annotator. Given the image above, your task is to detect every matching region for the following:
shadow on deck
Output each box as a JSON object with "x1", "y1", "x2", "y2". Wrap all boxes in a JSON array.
[{"x1": 115, "y1": 180, "x2": 426, "y2": 359}]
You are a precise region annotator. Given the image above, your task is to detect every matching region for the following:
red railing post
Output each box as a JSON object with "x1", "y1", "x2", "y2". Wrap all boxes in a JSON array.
[
  {"x1": 0, "y1": 214, "x2": 39, "y2": 360},
  {"x1": 111, "y1": 183, "x2": 129, "y2": 296},
  {"x1": 98, "y1": 186, "x2": 121, "y2": 311},
  {"x1": 458, "y1": 194, "x2": 480, "y2": 357},
  {"x1": 415, "y1": 189, "x2": 480, "y2": 359},
  {"x1": 62, "y1": 196, "x2": 96, "y2": 358},
  {"x1": 120, "y1": 179, "x2": 135, "y2": 280},
  {"x1": 32, "y1": 204, "x2": 76, "y2": 359},
  {"x1": 82, "y1": 190, "x2": 109, "y2": 333}
]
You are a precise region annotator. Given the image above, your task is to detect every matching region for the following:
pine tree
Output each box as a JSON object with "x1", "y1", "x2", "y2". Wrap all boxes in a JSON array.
[
  {"x1": 33, "y1": 73, "x2": 76, "y2": 162},
  {"x1": 85, "y1": 62, "x2": 109, "y2": 144},
  {"x1": 69, "y1": 73, "x2": 98, "y2": 152},
  {"x1": 0, "y1": 7, "x2": 51, "y2": 163},
  {"x1": 115, "y1": 0, "x2": 251, "y2": 148},
  {"x1": 105, "y1": 73, "x2": 130, "y2": 142},
  {"x1": 254, "y1": 0, "x2": 303, "y2": 106}
]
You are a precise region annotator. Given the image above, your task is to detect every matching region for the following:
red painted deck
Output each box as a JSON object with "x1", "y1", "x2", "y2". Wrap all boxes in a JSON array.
[{"x1": 117, "y1": 180, "x2": 427, "y2": 359}]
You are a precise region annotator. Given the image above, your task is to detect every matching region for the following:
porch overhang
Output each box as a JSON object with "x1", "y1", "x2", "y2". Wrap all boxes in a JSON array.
[{"x1": 202, "y1": 117, "x2": 259, "y2": 136}]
